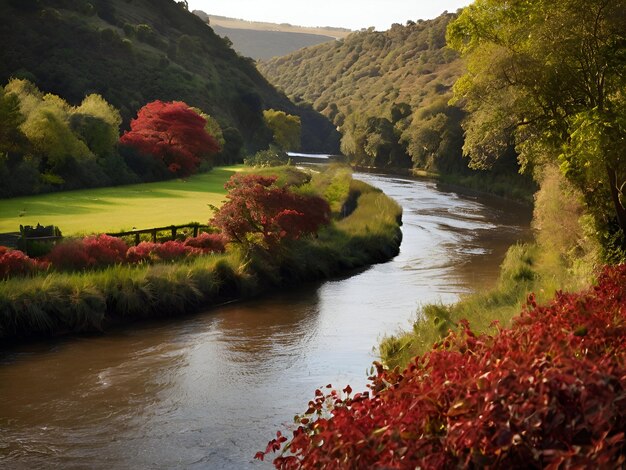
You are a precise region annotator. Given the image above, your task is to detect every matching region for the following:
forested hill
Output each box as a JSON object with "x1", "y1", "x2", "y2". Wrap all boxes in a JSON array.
[
  {"x1": 0, "y1": 0, "x2": 339, "y2": 153},
  {"x1": 259, "y1": 13, "x2": 471, "y2": 172}
]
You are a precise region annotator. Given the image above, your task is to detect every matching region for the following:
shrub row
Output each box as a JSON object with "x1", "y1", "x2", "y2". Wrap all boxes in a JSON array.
[{"x1": 259, "y1": 265, "x2": 626, "y2": 468}]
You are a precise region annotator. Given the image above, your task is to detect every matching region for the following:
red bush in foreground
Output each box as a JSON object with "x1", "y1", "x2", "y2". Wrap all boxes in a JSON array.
[
  {"x1": 0, "y1": 248, "x2": 44, "y2": 278},
  {"x1": 259, "y1": 265, "x2": 626, "y2": 468}
]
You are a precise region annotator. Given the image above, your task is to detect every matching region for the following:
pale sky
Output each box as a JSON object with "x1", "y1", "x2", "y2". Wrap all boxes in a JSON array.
[{"x1": 186, "y1": 0, "x2": 473, "y2": 31}]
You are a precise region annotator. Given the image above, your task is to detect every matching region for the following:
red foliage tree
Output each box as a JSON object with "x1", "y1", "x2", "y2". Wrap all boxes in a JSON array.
[
  {"x1": 120, "y1": 100, "x2": 220, "y2": 176},
  {"x1": 211, "y1": 174, "x2": 330, "y2": 248},
  {"x1": 259, "y1": 265, "x2": 626, "y2": 468}
]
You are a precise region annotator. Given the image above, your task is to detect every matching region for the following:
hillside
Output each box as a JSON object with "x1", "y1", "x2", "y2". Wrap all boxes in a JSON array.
[
  {"x1": 0, "y1": 0, "x2": 339, "y2": 153},
  {"x1": 193, "y1": 12, "x2": 351, "y2": 38},
  {"x1": 192, "y1": 12, "x2": 349, "y2": 61},
  {"x1": 210, "y1": 26, "x2": 337, "y2": 61},
  {"x1": 259, "y1": 13, "x2": 471, "y2": 173}
]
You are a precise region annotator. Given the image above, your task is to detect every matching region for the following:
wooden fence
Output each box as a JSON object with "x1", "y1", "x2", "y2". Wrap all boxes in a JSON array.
[{"x1": 107, "y1": 223, "x2": 209, "y2": 246}]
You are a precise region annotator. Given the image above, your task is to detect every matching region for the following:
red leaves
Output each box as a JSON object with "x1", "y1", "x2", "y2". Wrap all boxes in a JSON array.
[
  {"x1": 260, "y1": 265, "x2": 626, "y2": 468},
  {"x1": 211, "y1": 174, "x2": 330, "y2": 248},
  {"x1": 45, "y1": 234, "x2": 128, "y2": 270},
  {"x1": 182, "y1": 232, "x2": 226, "y2": 253},
  {"x1": 0, "y1": 247, "x2": 45, "y2": 278},
  {"x1": 125, "y1": 240, "x2": 202, "y2": 263},
  {"x1": 120, "y1": 100, "x2": 220, "y2": 176},
  {"x1": 0, "y1": 233, "x2": 222, "y2": 276}
]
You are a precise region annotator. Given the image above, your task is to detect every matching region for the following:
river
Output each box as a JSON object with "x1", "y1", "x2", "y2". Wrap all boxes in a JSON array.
[{"x1": 0, "y1": 172, "x2": 530, "y2": 469}]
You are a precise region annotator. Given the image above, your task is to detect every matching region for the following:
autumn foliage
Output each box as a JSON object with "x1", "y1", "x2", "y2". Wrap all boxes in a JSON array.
[
  {"x1": 211, "y1": 174, "x2": 330, "y2": 248},
  {"x1": 0, "y1": 247, "x2": 46, "y2": 278},
  {"x1": 120, "y1": 100, "x2": 220, "y2": 176},
  {"x1": 260, "y1": 265, "x2": 626, "y2": 468},
  {"x1": 45, "y1": 234, "x2": 128, "y2": 270}
]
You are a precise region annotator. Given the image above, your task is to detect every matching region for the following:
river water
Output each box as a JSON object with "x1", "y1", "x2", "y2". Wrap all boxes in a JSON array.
[{"x1": 0, "y1": 173, "x2": 530, "y2": 469}]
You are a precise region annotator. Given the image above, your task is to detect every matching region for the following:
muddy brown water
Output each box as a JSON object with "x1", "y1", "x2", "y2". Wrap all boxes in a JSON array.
[{"x1": 0, "y1": 173, "x2": 531, "y2": 469}]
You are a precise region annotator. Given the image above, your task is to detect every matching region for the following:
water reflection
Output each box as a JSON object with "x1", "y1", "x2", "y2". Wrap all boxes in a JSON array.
[{"x1": 0, "y1": 173, "x2": 531, "y2": 468}]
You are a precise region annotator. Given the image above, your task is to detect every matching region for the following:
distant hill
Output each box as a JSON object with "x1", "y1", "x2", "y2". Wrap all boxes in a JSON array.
[
  {"x1": 192, "y1": 11, "x2": 351, "y2": 61},
  {"x1": 0, "y1": 0, "x2": 340, "y2": 153},
  {"x1": 193, "y1": 12, "x2": 351, "y2": 38},
  {"x1": 259, "y1": 13, "x2": 468, "y2": 172},
  {"x1": 211, "y1": 26, "x2": 337, "y2": 61}
]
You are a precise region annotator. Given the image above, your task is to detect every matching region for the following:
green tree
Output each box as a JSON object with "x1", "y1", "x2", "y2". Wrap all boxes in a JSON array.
[
  {"x1": 71, "y1": 94, "x2": 122, "y2": 156},
  {"x1": 448, "y1": 0, "x2": 626, "y2": 254},
  {"x1": 0, "y1": 87, "x2": 28, "y2": 156},
  {"x1": 263, "y1": 109, "x2": 301, "y2": 151}
]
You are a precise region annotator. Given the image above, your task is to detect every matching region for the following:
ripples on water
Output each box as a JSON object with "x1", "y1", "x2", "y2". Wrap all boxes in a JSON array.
[{"x1": 0, "y1": 172, "x2": 530, "y2": 469}]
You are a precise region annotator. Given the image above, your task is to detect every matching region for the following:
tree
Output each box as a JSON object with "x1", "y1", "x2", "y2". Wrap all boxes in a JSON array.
[
  {"x1": 448, "y1": 0, "x2": 626, "y2": 254},
  {"x1": 0, "y1": 87, "x2": 28, "y2": 156},
  {"x1": 263, "y1": 109, "x2": 301, "y2": 151},
  {"x1": 71, "y1": 94, "x2": 122, "y2": 156},
  {"x1": 211, "y1": 174, "x2": 330, "y2": 249},
  {"x1": 119, "y1": 100, "x2": 220, "y2": 176}
]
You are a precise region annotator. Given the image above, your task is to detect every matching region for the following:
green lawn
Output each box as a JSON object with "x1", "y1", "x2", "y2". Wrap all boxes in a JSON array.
[{"x1": 0, "y1": 166, "x2": 242, "y2": 235}]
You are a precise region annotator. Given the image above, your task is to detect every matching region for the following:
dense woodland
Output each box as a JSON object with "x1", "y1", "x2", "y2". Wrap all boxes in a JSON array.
[
  {"x1": 259, "y1": 14, "x2": 464, "y2": 171},
  {"x1": 258, "y1": 12, "x2": 533, "y2": 198},
  {"x1": 0, "y1": 0, "x2": 340, "y2": 160}
]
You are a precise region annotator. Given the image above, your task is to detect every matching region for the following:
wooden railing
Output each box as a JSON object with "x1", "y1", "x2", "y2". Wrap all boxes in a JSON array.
[{"x1": 107, "y1": 223, "x2": 209, "y2": 246}]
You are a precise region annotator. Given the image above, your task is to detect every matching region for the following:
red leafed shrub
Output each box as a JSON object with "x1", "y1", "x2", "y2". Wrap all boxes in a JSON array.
[
  {"x1": 84, "y1": 234, "x2": 128, "y2": 265},
  {"x1": 45, "y1": 239, "x2": 92, "y2": 271},
  {"x1": 46, "y1": 235, "x2": 128, "y2": 270},
  {"x1": 126, "y1": 241, "x2": 157, "y2": 263},
  {"x1": 152, "y1": 240, "x2": 200, "y2": 261},
  {"x1": 260, "y1": 265, "x2": 626, "y2": 468},
  {"x1": 119, "y1": 100, "x2": 220, "y2": 176},
  {"x1": 211, "y1": 174, "x2": 330, "y2": 248},
  {"x1": 183, "y1": 232, "x2": 227, "y2": 253},
  {"x1": 0, "y1": 248, "x2": 43, "y2": 278},
  {"x1": 126, "y1": 240, "x2": 200, "y2": 263}
]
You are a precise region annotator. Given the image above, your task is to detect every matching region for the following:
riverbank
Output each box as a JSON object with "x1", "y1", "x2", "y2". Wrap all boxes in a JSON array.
[
  {"x1": 380, "y1": 167, "x2": 599, "y2": 368},
  {"x1": 0, "y1": 168, "x2": 402, "y2": 342},
  {"x1": 351, "y1": 164, "x2": 536, "y2": 206}
]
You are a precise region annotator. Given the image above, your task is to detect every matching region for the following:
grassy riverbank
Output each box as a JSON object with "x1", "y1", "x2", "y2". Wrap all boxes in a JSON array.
[
  {"x1": 380, "y1": 168, "x2": 599, "y2": 369},
  {"x1": 0, "y1": 167, "x2": 242, "y2": 235},
  {"x1": 0, "y1": 167, "x2": 402, "y2": 341}
]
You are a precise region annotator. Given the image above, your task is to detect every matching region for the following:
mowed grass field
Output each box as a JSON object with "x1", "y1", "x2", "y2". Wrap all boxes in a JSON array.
[{"x1": 0, "y1": 166, "x2": 242, "y2": 235}]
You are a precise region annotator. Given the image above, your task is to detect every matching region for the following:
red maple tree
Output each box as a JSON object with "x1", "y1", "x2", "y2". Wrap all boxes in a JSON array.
[
  {"x1": 120, "y1": 100, "x2": 220, "y2": 176},
  {"x1": 211, "y1": 174, "x2": 330, "y2": 248}
]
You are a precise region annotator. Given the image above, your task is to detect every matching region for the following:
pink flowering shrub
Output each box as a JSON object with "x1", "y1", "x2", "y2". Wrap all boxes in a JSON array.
[
  {"x1": 0, "y1": 248, "x2": 45, "y2": 278},
  {"x1": 126, "y1": 240, "x2": 200, "y2": 263},
  {"x1": 46, "y1": 235, "x2": 128, "y2": 270},
  {"x1": 183, "y1": 232, "x2": 227, "y2": 253}
]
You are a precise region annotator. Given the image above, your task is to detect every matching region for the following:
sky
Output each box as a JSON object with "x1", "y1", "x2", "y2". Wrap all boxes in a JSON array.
[{"x1": 186, "y1": 0, "x2": 473, "y2": 31}]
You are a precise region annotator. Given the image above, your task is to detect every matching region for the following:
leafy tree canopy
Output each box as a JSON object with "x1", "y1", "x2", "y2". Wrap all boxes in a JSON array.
[
  {"x1": 120, "y1": 100, "x2": 220, "y2": 176},
  {"x1": 263, "y1": 109, "x2": 301, "y2": 151},
  {"x1": 448, "y1": 0, "x2": 626, "y2": 255}
]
